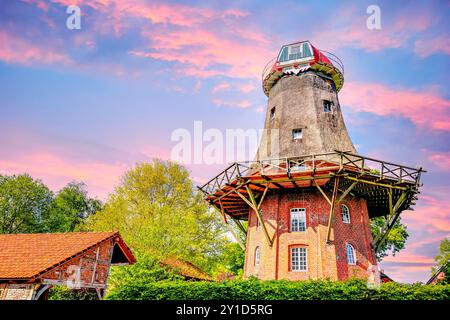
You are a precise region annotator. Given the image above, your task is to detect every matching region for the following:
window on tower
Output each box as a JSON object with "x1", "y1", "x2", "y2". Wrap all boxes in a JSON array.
[
  {"x1": 323, "y1": 100, "x2": 332, "y2": 112},
  {"x1": 290, "y1": 247, "x2": 307, "y2": 271},
  {"x1": 346, "y1": 243, "x2": 356, "y2": 265},
  {"x1": 270, "y1": 107, "x2": 276, "y2": 121},
  {"x1": 342, "y1": 204, "x2": 350, "y2": 224},
  {"x1": 290, "y1": 208, "x2": 306, "y2": 232},
  {"x1": 292, "y1": 128, "x2": 303, "y2": 140},
  {"x1": 255, "y1": 246, "x2": 261, "y2": 266}
]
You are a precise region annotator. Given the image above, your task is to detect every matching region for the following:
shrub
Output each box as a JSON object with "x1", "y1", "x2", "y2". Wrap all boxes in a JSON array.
[{"x1": 106, "y1": 278, "x2": 450, "y2": 300}]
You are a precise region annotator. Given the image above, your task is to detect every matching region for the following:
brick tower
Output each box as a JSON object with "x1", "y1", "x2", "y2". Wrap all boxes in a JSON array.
[{"x1": 200, "y1": 41, "x2": 423, "y2": 281}]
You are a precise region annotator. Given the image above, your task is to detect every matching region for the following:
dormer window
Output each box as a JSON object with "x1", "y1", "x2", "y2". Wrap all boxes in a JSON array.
[{"x1": 292, "y1": 129, "x2": 303, "y2": 140}]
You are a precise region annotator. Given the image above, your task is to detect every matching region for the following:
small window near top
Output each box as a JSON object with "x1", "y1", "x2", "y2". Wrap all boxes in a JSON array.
[
  {"x1": 290, "y1": 208, "x2": 306, "y2": 232},
  {"x1": 292, "y1": 129, "x2": 303, "y2": 140},
  {"x1": 342, "y1": 204, "x2": 350, "y2": 224},
  {"x1": 270, "y1": 107, "x2": 276, "y2": 121},
  {"x1": 323, "y1": 100, "x2": 332, "y2": 112},
  {"x1": 255, "y1": 246, "x2": 260, "y2": 266},
  {"x1": 346, "y1": 243, "x2": 356, "y2": 265}
]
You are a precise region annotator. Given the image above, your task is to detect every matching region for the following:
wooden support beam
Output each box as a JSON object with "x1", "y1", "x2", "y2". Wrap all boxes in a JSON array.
[
  {"x1": 244, "y1": 185, "x2": 274, "y2": 247},
  {"x1": 326, "y1": 177, "x2": 340, "y2": 243},
  {"x1": 257, "y1": 184, "x2": 270, "y2": 210},
  {"x1": 372, "y1": 191, "x2": 409, "y2": 251},
  {"x1": 232, "y1": 217, "x2": 247, "y2": 235},
  {"x1": 213, "y1": 202, "x2": 245, "y2": 250},
  {"x1": 315, "y1": 181, "x2": 332, "y2": 206},
  {"x1": 336, "y1": 181, "x2": 358, "y2": 204},
  {"x1": 344, "y1": 176, "x2": 407, "y2": 191}
]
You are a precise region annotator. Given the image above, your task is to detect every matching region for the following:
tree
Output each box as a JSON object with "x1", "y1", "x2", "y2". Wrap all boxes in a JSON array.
[
  {"x1": 86, "y1": 160, "x2": 230, "y2": 274},
  {"x1": 42, "y1": 182, "x2": 102, "y2": 232},
  {"x1": 0, "y1": 174, "x2": 53, "y2": 234},
  {"x1": 431, "y1": 238, "x2": 450, "y2": 284},
  {"x1": 219, "y1": 242, "x2": 245, "y2": 276},
  {"x1": 371, "y1": 216, "x2": 409, "y2": 261}
]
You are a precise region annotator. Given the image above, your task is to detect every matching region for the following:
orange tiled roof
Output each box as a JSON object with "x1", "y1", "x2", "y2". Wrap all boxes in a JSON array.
[
  {"x1": 0, "y1": 231, "x2": 121, "y2": 280},
  {"x1": 162, "y1": 257, "x2": 213, "y2": 281}
]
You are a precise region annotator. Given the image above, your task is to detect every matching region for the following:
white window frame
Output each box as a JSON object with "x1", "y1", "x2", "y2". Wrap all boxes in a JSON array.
[
  {"x1": 292, "y1": 128, "x2": 303, "y2": 140},
  {"x1": 290, "y1": 247, "x2": 307, "y2": 272},
  {"x1": 290, "y1": 208, "x2": 306, "y2": 232},
  {"x1": 342, "y1": 204, "x2": 350, "y2": 224},
  {"x1": 346, "y1": 243, "x2": 356, "y2": 265},
  {"x1": 255, "y1": 246, "x2": 261, "y2": 266}
]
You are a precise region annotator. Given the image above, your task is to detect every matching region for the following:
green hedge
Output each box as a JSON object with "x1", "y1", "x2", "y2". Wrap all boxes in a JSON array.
[{"x1": 106, "y1": 279, "x2": 450, "y2": 300}]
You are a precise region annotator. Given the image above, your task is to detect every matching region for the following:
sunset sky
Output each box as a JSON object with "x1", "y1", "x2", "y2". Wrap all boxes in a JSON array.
[{"x1": 0, "y1": 0, "x2": 449, "y2": 283}]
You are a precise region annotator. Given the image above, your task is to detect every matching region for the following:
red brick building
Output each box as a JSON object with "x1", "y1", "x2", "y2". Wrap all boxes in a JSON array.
[
  {"x1": 199, "y1": 41, "x2": 423, "y2": 282},
  {"x1": 0, "y1": 231, "x2": 135, "y2": 300},
  {"x1": 245, "y1": 189, "x2": 375, "y2": 280}
]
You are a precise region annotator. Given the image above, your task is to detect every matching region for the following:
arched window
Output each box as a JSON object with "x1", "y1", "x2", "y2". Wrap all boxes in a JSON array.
[
  {"x1": 342, "y1": 204, "x2": 350, "y2": 224},
  {"x1": 346, "y1": 243, "x2": 356, "y2": 265},
  {"x1": 255, "y1": 246, "x2": 260, "y2": 266}
]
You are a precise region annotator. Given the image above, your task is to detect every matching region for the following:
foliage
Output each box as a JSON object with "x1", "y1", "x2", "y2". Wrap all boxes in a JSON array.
[
  {"x1": 0, "y1": 174, "x2": 53, "y2": 234},
  {"x1": 48, "y1": 286, "x2": 99, "y2": 300},
  {"x1": 214, "y1": 242, "x2": 245, "y2": 277},
  {"x1": 107, "y1": 253, "x2": 184, "y2": 292},
  {"x1": 431, "y1": 238, "x2": 450, "y2": 284},
  {"x1": 0, "y1": 174, "x2": 101, "y2": 234},
  {"x1": 42, "y1": 182, "x2": 102, "y2": 232},
  {"x1": 86, "y1": 160, "x2": 230, "y2": 274},
  {"x1": 106, "y1": 278, "x2": 450, "y2": 300},
  {"x1": 370, "y1": 216, "x2": 409, "y2": 261}
]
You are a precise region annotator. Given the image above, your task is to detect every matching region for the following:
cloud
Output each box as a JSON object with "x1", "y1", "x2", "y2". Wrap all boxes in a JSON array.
[
  {"x1": 340, "y1": 82, "x2": 450, "y2": 132},
  {"x1": 131, "y1": 26, "x2": 273, "y2": 80},
  {"x1": 212, "y1": 98, "x2": 252, "y2": 109},
  {"x1": 0, "y1": 31, "x2": 70, "y2": 65},
  {"x1": 414, "y1": 36, "x2": 450, "y2": 58},
  {"x1": 428, "y1": 152, "x2": 450, "y2": 171},
  {"x1": 314, "y1": 6, "x2": 435, "y2": 56},
  {"x1": 212, "y1": 82, "x2": 232, "y2": 94}
]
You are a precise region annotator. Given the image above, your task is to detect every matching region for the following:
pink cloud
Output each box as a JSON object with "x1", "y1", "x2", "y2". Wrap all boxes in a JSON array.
[
  {"x1": 404, "y1": 193, "x2": 450, "y2": 233},
  {"x1": 212, "y1": 98, "x2": 252, "y2": 109},
  {"x1": 340, "y1": 82, "x2": 450, "y2": 131},
  {"x1": 428, "y1": 151, "x2": 450, "y2": 171},
  {"x1": 131, "y1": 24, "x2": 273, "y2": 80},
  {"x1": 414, "y1": 36, "x2": 450, "y2": 58},
  {"x1": 212, "y1": 82, "x2": 232, "y2": 94},
  {"x1": 239, "y1": 83, "x2": 256, "y2": 93},
  {"x1": 0, "y1": 31, "x2": 70, "y2": 65},
  {"x1": 314, "y1": 8, "x2": 433, "y2": 54}
]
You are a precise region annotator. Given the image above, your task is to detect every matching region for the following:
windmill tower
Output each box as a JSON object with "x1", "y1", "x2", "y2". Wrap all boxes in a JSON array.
[{"x1": 200, "y1": 41, "x2": 424, "y2": 281}]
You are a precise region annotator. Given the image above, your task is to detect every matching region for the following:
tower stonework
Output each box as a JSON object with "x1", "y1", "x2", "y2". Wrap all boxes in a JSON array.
[
  {"x1": 200, "y1": 41, "x2": 423, "y2": 283},
  {"x1": 257, "y1": 74, "x2": 357, "y2": 160}
]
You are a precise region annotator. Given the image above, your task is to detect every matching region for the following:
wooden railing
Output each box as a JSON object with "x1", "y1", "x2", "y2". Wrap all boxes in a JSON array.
[{"x1": 198, "y1": 151, "x2": 424, "y2": 196}]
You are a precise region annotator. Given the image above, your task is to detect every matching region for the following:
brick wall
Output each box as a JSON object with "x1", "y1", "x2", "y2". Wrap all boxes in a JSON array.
[{"x1": 244, "y1": 188, "x2": 377, "y2": 281}]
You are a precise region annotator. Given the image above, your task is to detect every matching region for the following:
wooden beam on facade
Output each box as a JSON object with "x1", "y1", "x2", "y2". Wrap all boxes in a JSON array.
[
  {"x1": 315, "y1": 180, "x2": 332, "y2": 206},
  {"x1": 244, "y1": 185, "x2": 274, "y2": 247},
  {"x1": 326, "y1": 177, "x2": 340, "y2": 243}
]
